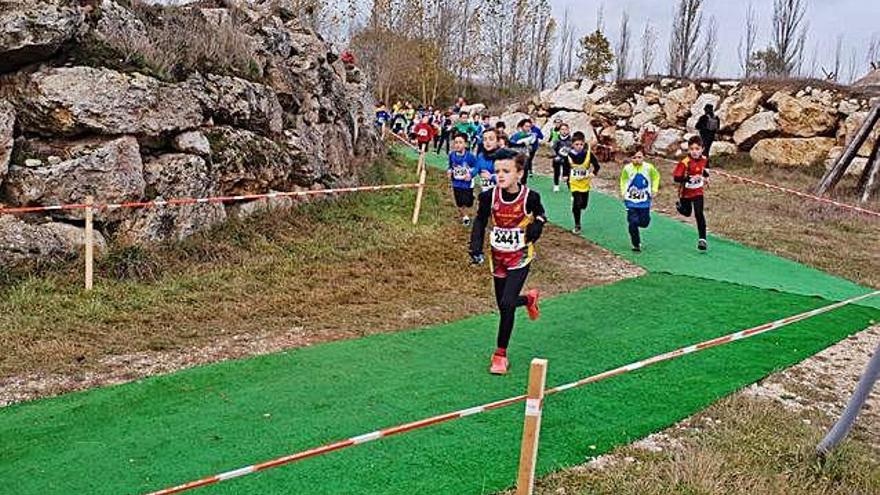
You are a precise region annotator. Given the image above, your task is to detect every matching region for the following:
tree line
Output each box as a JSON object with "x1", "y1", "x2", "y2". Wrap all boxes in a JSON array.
[{"x1": 294, "y1": 0, "x2": 880, "y2": 106}]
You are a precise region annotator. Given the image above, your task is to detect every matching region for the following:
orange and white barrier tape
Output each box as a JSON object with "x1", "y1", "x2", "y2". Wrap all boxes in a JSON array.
[
  {"x1": 713, "y1": 169, "x2": 880, "y2": 219},
  {"x1": 143, "y1": 289, "x2": 879, "y2": 495},
  {"x1": 387, "y1": 130, "x2": 419, "y2": 151},
  {"x1": 0, "y1": 183, "x2": 421, "y2": 216}
]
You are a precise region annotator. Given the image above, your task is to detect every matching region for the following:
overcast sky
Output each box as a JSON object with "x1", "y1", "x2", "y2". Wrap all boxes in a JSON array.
[{"x1": 550, "y1": 0, "x2": 880, "y2": 82}]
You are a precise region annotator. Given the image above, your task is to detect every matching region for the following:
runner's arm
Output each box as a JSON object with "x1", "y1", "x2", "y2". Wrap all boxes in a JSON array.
[
  {"x1": 525, "y1": 190, "x2": 547, "y2": 243},
  {"x1": 590, "y1": 153, "x2": 601, "y2": 175},
  {"x1": 469, "y1": 190, "x2": 493, "y2": 255}
]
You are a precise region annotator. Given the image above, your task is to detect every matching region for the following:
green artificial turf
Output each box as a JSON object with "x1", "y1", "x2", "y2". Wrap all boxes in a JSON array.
[
  {"x1": 1, "y1": 275, "x2": 877, "y2": 494},
  {"x1": 408, "y1": 147, "x2": 879, "y2": 310},
  {"x1": 1, "y1": 147, "x2": 878, "y2": 495}
]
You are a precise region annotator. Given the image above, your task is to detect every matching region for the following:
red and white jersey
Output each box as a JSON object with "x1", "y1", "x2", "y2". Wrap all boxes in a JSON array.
[{"x1": 490, "y1": 186, "x2": 534, "y2": 276}]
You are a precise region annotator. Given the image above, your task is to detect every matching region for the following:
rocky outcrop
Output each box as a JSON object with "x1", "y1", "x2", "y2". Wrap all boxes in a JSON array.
[
  {"x1": 2, "y1": 136, "x2": 145, "y2": 220},
  {"x1": 709, "y1": 141, "x2": 738, "y2": 157},
  {"x1": 9, "y1": 67, "x2": 204, "y2": 137},
  {"x1": 768, "y1": 91, "x2": 837, "y2": 138},
  {"x1": 116, "y1": 154, "x2": 226, "y2": 244},
  {"x1": 686, "y1": 93, "x2": 721, "y2": 130},
  {"x1": 663, "y1": 84, "x2": 698, "y2": 125},
  {"x1": 0, "y1": 0, "x2": 85, "y2": 72},
  {"x1": 0, "y1": 0, "x2": 381, "y2": 264},
  {"x1": 541, "y1": 111, "x2": 596, "y2": 145},
  {"x1": 0, "y1": 102, "x2": 13, "y2": 184},
  {"x1": 839, "y1": 111, "x2": 880, "y2": 157},
  {"x1": 0, "y1": 215, "x2": 107, "y2": 265},
  {"x1": 734, "y1": 112, "x2": 780, "y2": 150},
  {"x1": 750, "y1": 137, "x2": 837, "y2": 167},
  {"x1": 717, "y1": 86, "x2": 763, "y2": 131},
  {"x1": 652, "y1": 129, "x2": 685, "y2": 156}
]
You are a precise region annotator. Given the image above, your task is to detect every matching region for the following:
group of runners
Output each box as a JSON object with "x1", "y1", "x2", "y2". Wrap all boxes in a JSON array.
[{"x1": 378, "y1": 103, "x2": 712, "y2": 375}]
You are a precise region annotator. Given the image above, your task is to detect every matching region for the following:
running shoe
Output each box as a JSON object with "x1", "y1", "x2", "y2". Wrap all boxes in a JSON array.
[
  {"x1": 490, "y1": 353, "x2": 509, "y2": 375},
  {"x1": 553, "y1": 185, "x2": 560, "y2": 193},
  {"x1": 632, "y1": 244, "x2": 641, "y2": 252},
  {"x1": 526, "y1": 289, "x2": 540, "y2": 321},
  {"x1": 572, "y1": 226, "x2": 582, "y2": 235},
  {"x1": 462, "y1": 216, "x2": 471, "y2": 227},
  {"x1": 698, "y1": 239, "x2": 708, "y2": 251}
]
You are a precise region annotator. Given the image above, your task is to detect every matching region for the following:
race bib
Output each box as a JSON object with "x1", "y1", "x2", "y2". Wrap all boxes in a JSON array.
[
  {"x1": 685, "y1": 175, "x2": 704, "y2": 189},
  {"x1": 626, "y1": 187, "x2": 649, "y2": 203},
  {"x1": 571, "y1": 168, "x2": 590, "y2": 180},
  {"x1": 490, "y1": 227, "x2": 525, "y2": 252},
  {"x1": 558, "y1": 147, "x2": 571, "y2": 157},
  {"x1": 452, "y1": 166, "x2": 470, "y2": 180}
]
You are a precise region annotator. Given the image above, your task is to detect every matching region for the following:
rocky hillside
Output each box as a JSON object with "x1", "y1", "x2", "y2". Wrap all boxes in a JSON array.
[
  {"x1": 0, "y1": 0, "x2": 381, "y2": 264},
  {"x1": 501, "y1": 78, "x2": 879, "y2": 174}
]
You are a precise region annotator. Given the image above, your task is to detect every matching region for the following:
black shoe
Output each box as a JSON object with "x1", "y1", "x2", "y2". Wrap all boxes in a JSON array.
[
  {"x1": 698, "y1": 239, "x2": 707, "y2": 251},
  {"x1": 632, "y1": 245, "x2": 641, "y2": 252},
  {"x1": 572, "y1": 226, "x2": 582, "y2": 235}
]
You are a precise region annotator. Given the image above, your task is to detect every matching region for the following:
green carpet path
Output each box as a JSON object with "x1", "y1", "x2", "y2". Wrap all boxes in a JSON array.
[{"x1": 1, "y1": 148, "x2": 878, "y2": 495}]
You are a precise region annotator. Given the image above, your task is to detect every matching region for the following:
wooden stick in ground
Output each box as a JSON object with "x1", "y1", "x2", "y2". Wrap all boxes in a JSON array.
[
  {"x1": 516, "y1": 358, "x2": 549, "y2": 495},
  {"x1": 84, "y1": 195, "x2": 94, "y2": 291},
  {"x1": 411, "y1": 165, "x2": 427, "y2": 225},
  {"x1": 417, "y1": 149, "x2": 426, "y2": 175},
  {"x1": 857, "y1": 135, "x2": 880, "y2": 203},
  {"x1": 818, "y1": 104, "x2": 880, "y2": 194}
]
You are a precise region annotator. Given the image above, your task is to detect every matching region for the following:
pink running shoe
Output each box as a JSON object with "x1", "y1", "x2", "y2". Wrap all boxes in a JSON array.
[{"x1": 489, "y1": 353, "x2": 509, "y2": 375}]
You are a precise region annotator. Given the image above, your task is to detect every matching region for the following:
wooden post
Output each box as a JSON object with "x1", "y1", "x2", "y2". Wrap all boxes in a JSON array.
[
  {"x1": 417, "y1": 149, "x2": 426, "y2": 175},
  {"x1": 84, "y1": 195, "x2": 94, "y2": 291},
  {"x1": 516, "y1": 358, "x2": 548, "y2": 495},
  {"x1": 818, "y1": 104, "x2": 880, "y2": 195},
  {"x1": 411, "y1": 164, "x2": 427, "y2": 225},
  {"x1": 857, "y1": 136, "x2": 880, "y2": 203}
]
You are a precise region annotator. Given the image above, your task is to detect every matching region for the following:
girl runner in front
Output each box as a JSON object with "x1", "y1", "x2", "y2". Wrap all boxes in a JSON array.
[{"x1": 469, "y1": 151, "x2": 546, "y2": 375}]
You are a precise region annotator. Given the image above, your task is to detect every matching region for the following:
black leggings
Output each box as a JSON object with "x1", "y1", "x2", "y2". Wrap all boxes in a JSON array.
[
  {"x1": 677, "y1": 196, "x2": 707, "y2": 239},
  {"x1": 435, "y1": 131, "x2": 450, "y2": 154},
  {"x1": 552, "y1": 157, "x2": 571, "y2": 186},
  {"x1": 572, "y1": 191, "x2": 590, "y2": 226},
  {"x1": 493, "y1": 265, "x2": 530, "y2": 349}
]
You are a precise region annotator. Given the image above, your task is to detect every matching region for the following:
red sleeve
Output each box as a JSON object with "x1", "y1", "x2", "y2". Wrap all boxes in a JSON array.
[{"x1": 673, "y1": 161, "x2": 686, "y2": 179}]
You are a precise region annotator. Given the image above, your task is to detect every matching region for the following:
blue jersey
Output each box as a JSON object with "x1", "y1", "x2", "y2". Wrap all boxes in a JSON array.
[
  {"x1": 474, "y1": 151, "x2": 498, "y2": 191},
  {"x1": 448, "y1": 151, "x2": 477, "y2": 190}
]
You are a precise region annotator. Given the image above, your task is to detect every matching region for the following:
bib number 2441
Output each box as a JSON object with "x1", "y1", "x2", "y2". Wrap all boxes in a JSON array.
[{"x1": 491, "y1": 227, "x2": 525, "y2": 252}]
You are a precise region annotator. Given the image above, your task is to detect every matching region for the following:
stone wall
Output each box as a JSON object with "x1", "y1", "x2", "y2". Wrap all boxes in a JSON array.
[{"x1": 0, "y1": 0, "x2": 381, "y2": 264}]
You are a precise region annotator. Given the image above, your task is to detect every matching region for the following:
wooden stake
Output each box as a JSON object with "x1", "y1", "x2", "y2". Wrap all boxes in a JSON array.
[
  {"x1": 818, "y1": 104, "x2": 880, "y2": 195},
  {"x1": 84, "y1": 195, "x2": 94, "y2": 291},
  {"x1": 411, "y1": 164, "x2": 427, "y2": 225},
  {"x1": 856, "y1": 134, "x2": 880, "y2": 203},
  {"x1": 516, "y1": 358, "x2": 548, "y2": 495},
  {"x1": 417, "y1": 149, "x2": 426, "y2": 175}
]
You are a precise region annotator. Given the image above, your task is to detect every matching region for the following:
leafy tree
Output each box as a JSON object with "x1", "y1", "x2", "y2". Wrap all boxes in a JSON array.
[{"x1": 577, "y1": 29, "x2": 615, "y2": 80}]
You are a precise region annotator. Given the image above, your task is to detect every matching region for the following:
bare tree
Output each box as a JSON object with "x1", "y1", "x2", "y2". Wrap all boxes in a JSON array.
[
  {"x1": 640, "y1": 21, "x2": 657, "y2": 77},
  {"x1": 868, "y1": 33, "x2": 880, "y2": 70},
  {"x1": 738, "y1": 2, "x2": 758, "y2": 78},
  {"x1": 703, "y1": 15, "x2": 718, "y2": 76},
  {"x1": 771, "y1": 0, "x2": 808, "y2": 76},
  {"x1": 596, "y1": 2, "x2": 605, "y2": 33},
  {"x1": 846, "y1": 47, "x2": 859, "y2": 84},
  {"x1": 614, "y1": 10, "x2": 631, "y2": 80},
  {"x1": 668, "y1": 0, "x2": 706, "y2": 78},
  {"x1": 807, "y1": 40, "x2": 820, "y2": 78},
  {"x1": 557, "y1": 7, "x2": 577, "y2": 83},
  {"x1": 832, "y1": 34, "x2": 843, "y2": 82}
]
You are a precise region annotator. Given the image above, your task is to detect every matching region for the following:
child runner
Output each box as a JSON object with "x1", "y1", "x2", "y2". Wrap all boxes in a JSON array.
[
  {"x1": 495, "y1": 121, "x2": 508, "y2": 140},
  {"x1": 551, "y1": 123, "x2": 573, "y2": 192},
  {"x1": 375, "y1": 102, "x2": 391, "y2": 130},
  {"x1": 435, "y1": 112, "x2": 453, "y2": 155},
  {"x1": 508, "y1": 119, "x2": 544, "y2": 183},
  {"x1": 619, "y1": 151, "x2": 661, "y2": 252},
  {"x1": 475, "y1": 129, "x2": 502, "y2": 192},
  {"x1": 673, "y1": 136, "x2": 710, "y2": 251},
  {"x1": 567, "y1": 131, "x2": 601, "y2": 235},
  {"x1": 454, "y1": 112, "x2": 478, "y2": 143},
  {"x1": 470, "y1": 151, "x2": 545, "y2": 375},
  {"x1": 447, "y1": 134, "x2": 478, "y2": 226},
  {"x1": 413, "y1": 116, "x2": 436, "y2": 153}
]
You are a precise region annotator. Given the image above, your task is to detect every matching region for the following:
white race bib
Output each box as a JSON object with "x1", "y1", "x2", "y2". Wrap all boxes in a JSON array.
[
  {"x1": 685, "y1": 176, "x2": 704, "y2": 189},
  {"x1": 626, "y1": 187, "x2": 649, "y2": 203},
  {"x1": 571, "y1": 168, "x2": 590, "y2": 180},
  {"x1": 490, "y1": 227, "x2": 525, "y2": 252},
  {"x1": 452, "y1": 166, "x2": 470, "y2": 180}
]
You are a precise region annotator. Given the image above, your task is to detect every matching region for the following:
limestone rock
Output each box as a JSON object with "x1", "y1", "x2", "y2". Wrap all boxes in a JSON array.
[
  {"x1": 117, "y1": 154, "x2": 226, "y2": 243},
  {"x1": 614, "y1": 130, "x2": 637, "y2": 152},
  {"x1": 1, "y1": 136, "x2": 145, "y2": 220},
  {"x1": 0, "y1": 215, "x2": 107, "y2": 265},
  {"x1": 460, "y1": 103, "x2": 487, "y2": 115},
  {"x1": 642, "y1": 85, "x2": 662, "y2": 104},
  {"x1": 709, "y1": 141, "x2": 738, "y2": 157},
  {"x1": 11, "y1": 67, "x2": 204, "y2": 137},
  {"x1": 188, "y1": 73, "x2": 283, "y2": 135},
  {"x1": 734, "y1": 111, "x2": 779, "y2": 150},
  {"x1": 0, "y1": 101, "x2": 13, "y2": 184},
  {"x1": 542, "y1": 112, "x2": 596, "y2": 146},
  {"x1": 631, "y1": 104, "x2": 663, "y2": 129},
  {"x1": 172, "y1": 131, "x2": 211, "y2": 156},
  {"x1": 651, "y1": 128, "x2": 684, "y2": 157},
  {"x1": 826, "y1": 146, "x2": 870, "y2": 176},
  {"x1": 838, "y1": 111, "x2": 880, "y2": 157},
  {"x1": 750, "y1": 137, "x2": 837, "y2": 167},
  {"x1": 717, "y1": 86, "x2": 763, "y2": 131},
  {"x1": 499, "y1": 112, "x2": 532, "y2": 134},
  {"x1": 0, "y1": 0, "x2": 84, "y2": 72},
  {"x1": 768, "y1": 91, "x2": 837, "y2": 138},
  {"x1": 663, "y1": 84, "x2": 699, "y2": 124}
]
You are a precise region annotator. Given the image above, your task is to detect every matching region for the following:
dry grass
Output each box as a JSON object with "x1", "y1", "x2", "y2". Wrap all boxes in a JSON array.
[
  {"x1": 515, "y1": 396, "x2": 880, "y2": 495},
  {"x1": 0, "y1": 153, "x2": 638, "y2": 383}
]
